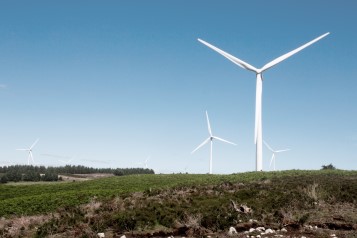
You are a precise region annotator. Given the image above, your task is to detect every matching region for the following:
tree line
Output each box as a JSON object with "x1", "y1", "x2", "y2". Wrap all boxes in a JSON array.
[{"x1": 0, "y1": 165, "x2": 155, "y2": 183}]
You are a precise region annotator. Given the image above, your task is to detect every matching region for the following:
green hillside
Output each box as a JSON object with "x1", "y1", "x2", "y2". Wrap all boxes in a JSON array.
[{"x1": 0, "y1": 170, "x2": 356, "y2": 237}]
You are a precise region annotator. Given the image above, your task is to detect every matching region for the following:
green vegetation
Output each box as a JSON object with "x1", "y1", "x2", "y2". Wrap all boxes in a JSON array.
[
  {"x1": 0, "y1": 170, "x2": 356, "y2": 237},
  {"x1": 321, "y1": 163, "x2": 337, "y2": 170},
  {"x1": 0, "y1": 165, "x2": 154, "y2": 183}
]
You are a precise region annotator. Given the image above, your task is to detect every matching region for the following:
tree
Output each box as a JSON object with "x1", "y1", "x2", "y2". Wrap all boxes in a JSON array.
[
  {"x1": 6, "y1": 170, "x2": 22, "y2": 182},
  {"x1": 0, "y1": 175, "x2": 8, "y2": 184},
  {"x1": 321, "y1": 163, "x2": 336, "y2": 170}
]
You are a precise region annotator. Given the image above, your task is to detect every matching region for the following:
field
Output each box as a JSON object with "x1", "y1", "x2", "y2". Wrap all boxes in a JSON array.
[{"x1": 0, "y1": 170, "x2": 356, "y2": 237}]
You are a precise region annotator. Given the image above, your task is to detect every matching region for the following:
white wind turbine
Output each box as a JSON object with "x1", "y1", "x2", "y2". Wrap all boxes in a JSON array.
[
  {"x1": 41, "y1": 153, "x2": 74, "y2": 165},
  {"x1": 0, "y1": 161, "x2": 11, "y2": 167},
  {"x1": 263, "y1": 140, "x2": 290, "y2": 171},
  {"x1": 191, "y1": 111, "x2": 236, "y2": 174},
  {"x1": 58, "y1": 159, "x2": 72, "y2": 165},
  {"x1": 198, "y1": 32, "x2": 329, "y2": 171},
  {"x1": 138, "y1": 156, "x2": 150, "y2": 169},
  {"x1": 16, "y1": 138, "x2": 40, "y2": 165}
]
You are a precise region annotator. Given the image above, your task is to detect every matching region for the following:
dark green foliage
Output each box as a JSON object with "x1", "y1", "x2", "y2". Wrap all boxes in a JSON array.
[
  {"x1": 298, "y1": 213, "x2": 310, "y2": 225},
  {"x1": 5, "y1": 169, "x2": 22, "y2": 182},
  {"x1": 111, "y1": 213, "x2": 137, "y2": 231},
  {"x1": 23, "y1": 171, "x2": 41, "y2": 181},
  {"x1": 113, "y1": 168, "x2": 155, "y2": 176},
  {"x1": 0, "y1": 165, "x2": 155, "y2": 183},
  {"x1": 321, "y1": 163, "x2": 336, "y2": 170},
  {"x1": 0, "y1": 175, "x2": 8, "y2": 183},
  {"x1": 35, "y1": 207, "x2": 86, "y2": 237},
  {"x1": 41, "y1": 172, "x2": 59, "y2": 181}
]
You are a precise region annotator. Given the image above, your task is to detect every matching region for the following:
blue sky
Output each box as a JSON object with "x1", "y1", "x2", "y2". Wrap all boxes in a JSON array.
[{"x1": 0, "y1": 1, "x2": 356, "y2": 173}]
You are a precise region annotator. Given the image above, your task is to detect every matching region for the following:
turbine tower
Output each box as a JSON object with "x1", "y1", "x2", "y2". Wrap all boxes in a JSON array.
[
  {"x1": 263, "y1": 140, "x2": 290, "y2": 171},
  {"x1": 198, "y1": 32, "x2": 329, "y2": 171},
  {"x1": 191, "y1": 111, "x2": 236, "y2": 174},
  {"x1": 143, "y1": 156, "x2": 150, "y2": 169},
  {"x1": 16, "y1": 138, "x2": 40, "y2": 165}
]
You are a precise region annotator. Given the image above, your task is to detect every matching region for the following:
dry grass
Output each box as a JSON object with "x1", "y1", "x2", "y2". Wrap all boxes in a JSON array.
[
  {"x1": 0, "y1": 214, "x2": 52, "y2": 237},
  {"x1": 303, "y1": 182, "x2": 319, "y2": 201}
]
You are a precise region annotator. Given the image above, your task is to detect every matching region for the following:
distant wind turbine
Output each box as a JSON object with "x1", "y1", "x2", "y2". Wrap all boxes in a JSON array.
[
  {"x1": 41, "y1": 153, "x2": 75, "y2": 165},
  {"x1": 137, "y1": 156, "x2": 150, "y2": 169},
  {"x1": 142, "y1": 156, "x2": 150, "y2": 169},
  {"x1": 58, "y1": 159, "x2": 72, "y2": 165},
  {"x1": 263, "y1": 140, "x2": 290, "y2": 171},
  {"x1": 198, "y1": 32, "x2": 329, "y2": 171},
  {"x1": 0, "y1": 161, "x2": 11, "y2": 167},
  {"x1": 16, "y1": 138, "x2": 40, "y2": 165},
  {"x1": 191, "y1": 111, "x2": 236, "y2": 174}
]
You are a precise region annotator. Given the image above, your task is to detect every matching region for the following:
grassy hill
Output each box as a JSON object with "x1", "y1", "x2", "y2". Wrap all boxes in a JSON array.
[{"x1": 0, "y1": 170, "x2": 356, "y2": 237}]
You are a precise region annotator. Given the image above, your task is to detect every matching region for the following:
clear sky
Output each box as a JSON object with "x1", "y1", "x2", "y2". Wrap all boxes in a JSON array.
[{"x1": 0, "y1": 1, "x2": 356, "y2": 173}]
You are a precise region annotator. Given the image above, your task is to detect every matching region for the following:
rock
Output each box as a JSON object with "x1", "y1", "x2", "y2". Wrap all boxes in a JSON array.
[
  {"x1": 280, "y1": 228, "x2": 287, "y2": 232},
  {"x1": 265, "y1": 228, "x2": 275, "y2": 234},
  {"x1": 97, "y1": 233, "x2": 105, "y2": 238},
  {"x1": 256, "y1": 227, "x2": 265, "y2": 231},
  {"x1": 256, "y1": 235, "x2": 261, "y2": 238},
  {"x1": 249, "y1": 228, "x2": 255, "y2": 233},
  {"x1": 120, "y1": 236, "x2": 126, "y2": 238},
  {"x1": 228, "y1": 226, "x2": 237, "y2": 236},
  {"x1": 330, "y1": 235, "x2": 336, "y2": 237}
]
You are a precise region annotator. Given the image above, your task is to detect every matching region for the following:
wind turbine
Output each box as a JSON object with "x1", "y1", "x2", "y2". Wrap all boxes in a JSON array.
[
  {"x1": 191, "y1": 111, "x2": 236, "y2": 174},
  {"x1": 138, "y1": 156, "x2": 150, "y2": 169},
  {"x1": 0, "y1": 161, "x2": 11, "y2": 167},
  {"x1": 16, "y1": 138, "x2": 40, "y2": 165},
  {"x1": 198, "y1": 32, "x2": 329, "y2": 171},
  {"x1": 58, "y1": 159, "x2": 72, "y2": 165},
  {"x1": 263, "y1": 140, "x2": 290, "y2": 171}
]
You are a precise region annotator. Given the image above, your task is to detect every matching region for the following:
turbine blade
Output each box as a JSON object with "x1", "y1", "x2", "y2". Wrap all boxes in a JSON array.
[
  {"x1": 191, "y1": 137, "x2": 210, "y2": 154},
  {"x1": 269, "y1": 154, "x2": 274, "y2": 168},
  {"x1": 275, "y1": 149, "x2": 290, "y2": 153},
  {"x1": 206, "y1": 111, "x2": 212, "y2": 136},
  {"x1": 212, "y1": 136, "x2": 237, "y2": 146},
  {"x1": 263, "y1": 140, "x2": 274, "y2": 152},
  {"x1": 198, "y1": 38, "x2": 258, "y2": 72},
  {"x1": 260, "y1": 32, "x2": 330, "y2": 72},
  {"x1": 30, "y1": 138, "x2": 40, "y2": 149}
]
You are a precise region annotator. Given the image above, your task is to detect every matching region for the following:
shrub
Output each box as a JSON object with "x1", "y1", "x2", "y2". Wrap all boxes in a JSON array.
[{"x1": 321, "y1": 164, "x2": 336, "y2": 170}]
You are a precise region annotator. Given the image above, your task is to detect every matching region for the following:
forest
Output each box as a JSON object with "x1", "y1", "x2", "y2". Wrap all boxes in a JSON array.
[{"x1": 0, "y1": 165, "x2": 154, "y2": 183}]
